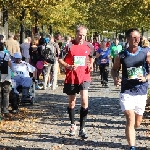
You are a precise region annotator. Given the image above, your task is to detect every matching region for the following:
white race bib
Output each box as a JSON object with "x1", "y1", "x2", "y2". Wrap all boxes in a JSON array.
[
  {"x1": 16, "y1": 71, "x2": 24, "y2": 77},
  {"x1": 127, "y1": 66, "x2": 143, "y2": 79},
  {"x1": 101, "y1": 59, "x2": 107, "y2": 64},
  {"x1": 114, "y1": 50, "x2": 118, "y2": 55},
  {"x1": 74, "y1": 56, "x2": 86, "y2": 66}
]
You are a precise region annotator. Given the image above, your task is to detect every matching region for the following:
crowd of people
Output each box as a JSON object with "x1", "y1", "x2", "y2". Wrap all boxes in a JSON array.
[
  {"x1": 0, "y1": 33, "x2": 61, "y2": 116},
  {"x1": 0, "y1": 26, "x2": 150, "y2": 150}
]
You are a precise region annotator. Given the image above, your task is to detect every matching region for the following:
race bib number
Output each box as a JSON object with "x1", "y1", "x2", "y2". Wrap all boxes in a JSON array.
[
  {"x1": 16, "y1": 71, "x2": 24, "y2": 77},
  {"x1": 114, "y1": 50, "x2": 118, "y2": 55},
  {"x1": 101, "y1": 59, "x2": 107, "y2": 64},
  {"x1": 74, "y1": 56, "x2": 86, "y2": 66},
  {"x1": 127, "y1": 66, "x2": 144, "y2": 79}
]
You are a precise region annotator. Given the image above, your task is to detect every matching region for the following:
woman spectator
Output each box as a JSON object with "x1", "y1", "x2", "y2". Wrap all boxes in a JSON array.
[
  {"x1": 96, "y1": 39, "x2": 110, "y2": 87},
  {"x1": 29, "y1": 38, "x2": 42, "y2": 89},
  {"x1": 92, "y1": 38, "x2": 100, "y2": 72}
]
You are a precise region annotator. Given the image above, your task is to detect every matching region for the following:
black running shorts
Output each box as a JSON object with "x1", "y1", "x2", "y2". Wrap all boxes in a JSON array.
[{"x1": 63, "y1": 81, "x2": 90, "y2": 95}]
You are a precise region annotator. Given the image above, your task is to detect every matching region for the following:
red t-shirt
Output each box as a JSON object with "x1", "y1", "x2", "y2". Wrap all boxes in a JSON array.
[
  {"x1": 92, "y1": 42, "x2": 100, "y2": 51},
  {"x1": 64, "y1": 41, "x2": 93, "y2": 84},
  {"x1": 106, "y1": 42, "x2": 111, "y2": 48}
]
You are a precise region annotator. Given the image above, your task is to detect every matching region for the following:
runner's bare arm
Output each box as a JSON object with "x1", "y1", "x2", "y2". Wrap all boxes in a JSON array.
[
  {"x1": 96, "y1": 52, "x2": 100, "y2": 58},
  {"x1": 145, "y1": 51, "x2": 150, "y2": 80},
  {"x1": 111, "y1": 55, "x2": 121, "y2": 80},
  {"x1": 58, "y1": 58, "x2": 69, "y2": 68},
  {"x1": 146, "y1": 51, "x2": 150, "y2": 65},
  {"x1": 88, "y1": 46, "x2": 94, "y2": 71}
]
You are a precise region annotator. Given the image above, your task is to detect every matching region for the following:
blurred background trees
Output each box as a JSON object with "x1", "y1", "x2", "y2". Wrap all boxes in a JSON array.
[{"x1": 0, "y1": 0, "x2": 150, "y2": 41}]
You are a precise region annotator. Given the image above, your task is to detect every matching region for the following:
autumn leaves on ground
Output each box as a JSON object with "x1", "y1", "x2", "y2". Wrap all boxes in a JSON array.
[{"x1": 0, "y1": 73, "x2": 149, "y2": 148}]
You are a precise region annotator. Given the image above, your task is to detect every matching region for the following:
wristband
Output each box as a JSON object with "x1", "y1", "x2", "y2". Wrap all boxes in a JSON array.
[{"x1": 145, "y1": 76, "x2": 148, "y2": 82}]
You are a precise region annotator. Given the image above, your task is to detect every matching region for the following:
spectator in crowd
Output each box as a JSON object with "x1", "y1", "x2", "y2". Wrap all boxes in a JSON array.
[
  {"x1": 92, "y1": 38, "x2": 100, "y2": 72},
  {"x1": 142, "y1": 39, "x2": 150, "y2": 48},
  {"x1": 20, "y1": 38, "x2": 30, "y2": 63},
  {"x1": 5, "y1": 33, "x2": 20, "y2": 56},
  {"x1": 0, "y1": 42, "x2": 14, "y2": 119},
  {"x1": 46, "y1": 36, "x2": 60, "y2": 89}
]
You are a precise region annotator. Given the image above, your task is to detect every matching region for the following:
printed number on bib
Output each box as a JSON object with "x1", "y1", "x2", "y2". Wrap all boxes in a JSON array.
[
  {"x1": 101, "y1": 59, "x2": 107, "y2": 64},
  {"x1": 74, "y1": 56, "x2": 86, "y2": 66},
  {"x1": 127, "y1": 66, "x2": 143, "y2": 79},
  {"x1": 16, "y1": 71, "x2": 24, "y2": 77},
  {"x1": 114, "y1": 50, "x2": 118, "y2": 55}
]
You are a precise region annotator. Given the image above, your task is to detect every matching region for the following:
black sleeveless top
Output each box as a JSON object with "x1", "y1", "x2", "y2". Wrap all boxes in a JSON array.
[{"x1": 119, "y1": 47, "x2": 148, "y2": 95}]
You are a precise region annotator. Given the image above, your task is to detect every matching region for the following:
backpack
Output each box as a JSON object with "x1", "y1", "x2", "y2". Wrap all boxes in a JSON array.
[
  {"x1": 43, "y1": 42, "x2": 55, "y2": 64},
  {"x1": 0, "y1": 53, "x2": 8, "y2": 74}
]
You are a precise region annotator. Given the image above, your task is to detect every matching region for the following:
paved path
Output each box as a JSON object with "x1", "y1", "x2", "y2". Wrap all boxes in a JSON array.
[{"x1": 0, "y1": 73, "x2": 149, "y2": 150}]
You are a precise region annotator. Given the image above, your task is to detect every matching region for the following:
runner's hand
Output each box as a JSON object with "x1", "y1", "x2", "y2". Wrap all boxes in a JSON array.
[
  {"x1": 114, "y1": 78, "x2": 121, "y2": 86},
  {"x1": 88, "y1": 64, "x2": 93, "y2": 72},
  {"x1": 138, "y1": 76, "x2": 146, "y2": 82},
  {"x1": 66, "y1": 65, "x2": 78, "y2": 70}
]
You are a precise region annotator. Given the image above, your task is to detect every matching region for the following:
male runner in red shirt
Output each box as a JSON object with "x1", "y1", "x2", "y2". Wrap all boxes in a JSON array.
[{"x1": 58, "y1": 25, "x2": 94, "y2": 139}]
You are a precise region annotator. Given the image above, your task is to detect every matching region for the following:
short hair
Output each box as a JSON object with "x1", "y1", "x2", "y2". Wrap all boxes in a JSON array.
[
  {"x1": 125, "y1": 28, "x2": 140, "y2": 37},
  {"x1": 142, "y1": 39, "x2": 149, "y2": 47},
  {"x1": 32, "y1": 38, "x2": 39, "y2": 46},
  {"x1": 64, "y1": 36, "x2": 71, "y2": 41},
  {"x1": 76, "y1": 25, "x2": 88, "y2": 33},
  {"x1": 39, "y1": 37, "x2": 46, "y2": 45},
  {"x1": 24, "y1": 38, "x2": 28, "y2": 43},
  {"x1": 8, "y1": 32, "x2": 14, "y2": 38}
]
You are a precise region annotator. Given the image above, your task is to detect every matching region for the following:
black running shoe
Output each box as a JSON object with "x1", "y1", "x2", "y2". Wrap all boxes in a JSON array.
[{"x1": 79, "y1": 129, "x2": 88, "y2": 139}]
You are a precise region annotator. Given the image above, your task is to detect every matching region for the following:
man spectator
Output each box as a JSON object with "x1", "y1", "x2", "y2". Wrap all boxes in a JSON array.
[
  {"x1": 20, "y1": 38, "x2": 30, "y2": 63},
  {"x1": 5, "y1": 33, "x2": 20, "y2": 56},
  {"x1": 46, "y1": 36, "x2": 60, "y2": 89},
  {"x1": 58, "y1": 25, "x2": 94, "y2": 139},
  {"x1": 0, "y1": 42, "x2": 14, "y2": 119}
]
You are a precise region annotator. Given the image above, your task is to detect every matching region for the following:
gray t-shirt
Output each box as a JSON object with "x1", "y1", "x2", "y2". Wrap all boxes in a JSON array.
[{"x1": 20, "y1": 43, "x2": 30, "y2": 58}]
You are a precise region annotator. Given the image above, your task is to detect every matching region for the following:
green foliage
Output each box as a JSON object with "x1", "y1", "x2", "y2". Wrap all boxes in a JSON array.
[{"x1": 1, "y1": 0, "x2": 150, "y2": 35}]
